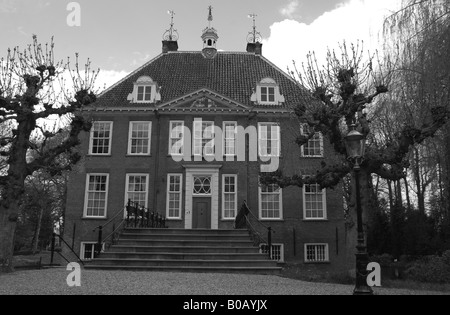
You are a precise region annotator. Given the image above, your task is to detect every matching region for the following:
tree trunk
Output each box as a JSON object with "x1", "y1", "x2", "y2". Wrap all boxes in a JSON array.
[
  {"x1": 396, "y1": 180, "x2": 403, "y2": 208},
  {"x1": 31, "y1": 207, "x2": 44, "y2": 254},
  {"x1": 404, "y1": 176, "x2": 412, "y2": 211},
  {"x1": 0, "y1": 203, "x2": 19, "y2": 272},
  {"x1": 388, "y1": 180, "x2": 394, "y2": 211}
]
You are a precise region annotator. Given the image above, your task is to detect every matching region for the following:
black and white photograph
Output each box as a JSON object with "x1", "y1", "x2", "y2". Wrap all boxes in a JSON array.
[{"x1": 0, "y1": 0, "x2": 449, "y2": 300}]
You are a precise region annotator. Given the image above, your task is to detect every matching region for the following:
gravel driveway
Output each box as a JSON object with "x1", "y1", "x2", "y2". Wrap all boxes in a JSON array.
[{"x1": 0, "y1": 268, "x2": 447, "y2": 295}]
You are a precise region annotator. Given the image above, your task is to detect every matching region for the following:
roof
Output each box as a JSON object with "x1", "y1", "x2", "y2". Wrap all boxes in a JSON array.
[{"x1": 94, "y1": 51, "x2": 308, "y2": 110}]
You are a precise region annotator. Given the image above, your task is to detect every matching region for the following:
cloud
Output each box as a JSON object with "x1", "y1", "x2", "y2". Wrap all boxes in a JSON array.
[
  {"x1": 264, "y1": 0, "x2": 402, "y2": 72},
  {"x1": 96, "y1": 69, "x2": 129, "y2": 91},
  {"x1": 280, "y1": 0, "x2": 301, "y2": 19},
  {"x1": 17, "y1": 26, "x2": 28, "y2": 37},
  {"x1": 0, "y1": 0, "x2": 17, "y2": 13}
]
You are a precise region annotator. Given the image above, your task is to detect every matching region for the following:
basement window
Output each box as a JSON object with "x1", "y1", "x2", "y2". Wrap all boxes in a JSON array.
[{"x1": 305, "y1": 244, "x2": 329, "y2": 263}]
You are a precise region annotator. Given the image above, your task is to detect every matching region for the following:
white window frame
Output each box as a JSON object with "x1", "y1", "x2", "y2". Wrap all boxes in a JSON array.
[
  {"x1": 128, "y1": 121, "x2": 152, "y2": 156},
  {"x1": 136, "y1": 85, "x2": 152, "y2": 103},
  {"x1": 169, "y1": 121, "x2": 185, "y2": 156},
  {"x1": 124, "y1": 174, "x2": 149, "y2": 208},
  {"x1": 303, "y1": 183, "x2": 327, "y2": 220},
  {"x1": 258, "y1": 183, "x2": 283, "y2": 220},
  {"x1": 89, "y1": 122, "x2": 113, "y2": 156},
  {"x1": 258, "y1": 123, "x2": 280, "y2": 158},
  {"x1": 300, "y1": 124, "x2": 324, "y2": 158},
  {"x1": 80, "y1": 242, "x2": 105, "y2": 260},
  {"x1": 259, "y1": 243, "x2": 285, "y2": 262},
  {"x1": 193, "y1": 120, "x2": 215, "y2": 156},
  {"x1": 167, "y1": 174, "x2": 183, "y2": 220},
  {"x1": 223, "y1": 121, "x2": 237, "y2": 156},
  {"x1": 260, "y1": 86, "x2": 276, "y2": 104},
  {"x1": 222, "y1": 175, "x2": 238, "y2": 220},
  {"x1": 304, "y1": 243, "x2": 330, "y2": 263},
  {"x1": 84, "y1": 174, "x2": 109, "y2": 218}
]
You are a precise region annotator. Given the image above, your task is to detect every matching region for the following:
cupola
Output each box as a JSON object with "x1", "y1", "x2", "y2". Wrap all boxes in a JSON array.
[{"x1": 201, "y1": 6, "x2": 219, "y2": 59}]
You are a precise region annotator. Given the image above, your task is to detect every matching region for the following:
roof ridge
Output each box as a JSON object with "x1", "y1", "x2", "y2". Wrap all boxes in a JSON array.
[
  {"x1": 257, "y1": 55, "x2": 305, "y2": 89},
  {"x1": 166, "y1": 50, "x2": 258, "y2": 55}
]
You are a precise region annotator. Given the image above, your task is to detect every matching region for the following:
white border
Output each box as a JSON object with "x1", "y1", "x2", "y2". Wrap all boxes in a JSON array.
[
  {"x1": 168, "y1": 121, "x2": 185, "y2": 156},
  {"x1": 222, "y1": 121, "x2": 237, "y2": 157},
  {"x1": 127, "y1": 121, "x2": 152, "y2": 156},
  {"x1": 258, "y1": 122, "x2": 281, "y2": 158},
  {"x1": 83, "y1": 173, "x2": 110, "y2": 218},
  {"x1": 124, "y1": 174, "x2": 150, "y2": 208},
  {"x1": 89, "y1": 122, "x2": 114, "y2": 156},
  {"x1": 303, "y1": 184, "x2": 328, "y2": 220},
  {"x1": 258, "y1": 184, "x2": 283, "y2": 221},
  {"x1": 222, "y1": 174, "x2": 238, "y2": 220},
  {"x1": 166, "y1": 174, "x2": 183, "y2": 220}
]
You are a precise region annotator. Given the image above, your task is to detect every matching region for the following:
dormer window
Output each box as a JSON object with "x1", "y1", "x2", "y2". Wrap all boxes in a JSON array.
[
  {"x1": 261, "y1": 86, "x2": 275, "y2": 103},
  {"x1": 137, "y1": 86, "x2": 152, "y2": 102},
  {"x1": 251, "y1": 78, "x2": 285, "y2": 105},
  {"x1": 127, "y1": 76, "x2": 161, "y2": 104}
]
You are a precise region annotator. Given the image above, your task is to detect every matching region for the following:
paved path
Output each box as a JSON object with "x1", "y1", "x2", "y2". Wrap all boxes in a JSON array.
[{"x1": 0, "y1": 269, "x2": 447, "y2": 295}]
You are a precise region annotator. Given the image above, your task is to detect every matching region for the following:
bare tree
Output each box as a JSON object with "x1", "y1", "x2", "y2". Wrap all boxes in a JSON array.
[
  {"x1": 0, "y1": 36, "x2": 98, "y2": 272},
  {"x1": 260, "y1": 40, "x2": 449, "y2": 263}
]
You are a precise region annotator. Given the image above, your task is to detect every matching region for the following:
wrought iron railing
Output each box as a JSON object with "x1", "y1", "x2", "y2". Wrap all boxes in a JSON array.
[
  {"x1": 93, "y1": 200, "x2": 167, "y2": 257},
  {"x1": 234, "y1": 201, "x2": 274, "y2": 259},
  {"x1": 125, "y1": 200, "x2": 166, "y2": 229}
]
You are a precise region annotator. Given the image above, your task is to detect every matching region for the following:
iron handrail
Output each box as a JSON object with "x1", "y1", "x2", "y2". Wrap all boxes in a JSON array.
[
  {"x1": 243, "y1": 215, "x2": 267, "y2": 245},
  {"x1": 50, "y1": 233, "x2": 84, "y2": 266},
  {"x1": 94, "y1": 200, "x2": 167, "y2": 257},
  {"x1": 235, "y1": 201, "x2": 274, "y2": 259},
  {"x1": 93, "y1": 204, "x2": 127, "y2": 232},
  {"x1": 237, "y1": 200, "x2": 276, "y2": 234},
  {"x1": 93, "y1": 204, "x2": 128, "y2": 257},
  {"x1": 102, "y1": 219, "x2": 126, "y2": 244}
]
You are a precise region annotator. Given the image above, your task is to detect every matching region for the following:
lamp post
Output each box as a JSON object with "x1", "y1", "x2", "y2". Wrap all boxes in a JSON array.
[{"x1": 345, "y1": 125, "x2": 373, "y2": 296}]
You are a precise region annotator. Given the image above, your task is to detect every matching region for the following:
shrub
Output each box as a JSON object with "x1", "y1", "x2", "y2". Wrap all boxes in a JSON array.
[
  {"x1": 405, "y1": 251, "x2": 450, "y2": 284},
  {"x1": 370, "y1": 253, "x2": 394, "y2": 266}
]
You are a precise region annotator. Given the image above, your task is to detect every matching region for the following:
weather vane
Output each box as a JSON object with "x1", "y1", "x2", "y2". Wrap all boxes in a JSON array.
[
  {"x1": 208, "y1": 5, "x2": 213, "y2": 27},
  {"x1": 163, "y1": 10, "x2": 179, "y2": 41},
  {"x1": 247, "y1": 13, "x2": 262, "y2": 43}
]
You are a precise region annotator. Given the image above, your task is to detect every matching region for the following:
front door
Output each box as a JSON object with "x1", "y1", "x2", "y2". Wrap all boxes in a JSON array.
[{"x1": 193, "y1": 198, "x2": 211, "y2": 229}]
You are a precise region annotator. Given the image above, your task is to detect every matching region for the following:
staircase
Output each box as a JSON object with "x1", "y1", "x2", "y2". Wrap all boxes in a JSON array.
[{"x1": 85, "y1": 228, "x2": 281, "y2": 274}]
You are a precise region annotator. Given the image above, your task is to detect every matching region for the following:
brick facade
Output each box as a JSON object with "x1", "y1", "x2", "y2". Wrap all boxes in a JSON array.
[{"x1": 64, "y1": 49, "x2": 347, "y2": 272}]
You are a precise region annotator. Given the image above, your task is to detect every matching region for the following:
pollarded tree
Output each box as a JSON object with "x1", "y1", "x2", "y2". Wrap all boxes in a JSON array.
[
  {"x1": 260, "y1": 41, "x2": 449, "y2": 263},
  {"x1": 0, "y1": 36, "x2": 98, "y2": 272}
]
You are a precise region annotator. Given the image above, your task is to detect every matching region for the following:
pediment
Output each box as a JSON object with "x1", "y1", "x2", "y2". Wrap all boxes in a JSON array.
[{"x1": 157, "y1": 89, "x2": 251, "y2": 110}]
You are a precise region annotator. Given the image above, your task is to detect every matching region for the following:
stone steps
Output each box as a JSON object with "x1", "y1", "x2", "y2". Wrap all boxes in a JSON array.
[{"x1": 84, "y1": 228, "x2": 281, "y2": 274}]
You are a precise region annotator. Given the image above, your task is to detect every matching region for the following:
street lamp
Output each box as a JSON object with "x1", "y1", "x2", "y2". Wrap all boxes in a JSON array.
[{"x1": 345, "y1": 125, "x2": 373, "y2": 296}]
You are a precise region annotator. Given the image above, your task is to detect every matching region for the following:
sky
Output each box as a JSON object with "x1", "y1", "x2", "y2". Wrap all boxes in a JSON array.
[{"x1": 0, "y1": 0, "x2": 403, "y2": 90}]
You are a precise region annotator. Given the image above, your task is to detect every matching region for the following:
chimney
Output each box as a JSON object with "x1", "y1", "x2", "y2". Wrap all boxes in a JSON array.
[
  {"x1": 162, "y1": 11, "x2": 179, "y2": 54},
  {"x1": 246, "y1": 42, "x2": 263, "y2": 55},
  {"x1": 162, "y1": 40, "x2": 179, "y2": 53}
]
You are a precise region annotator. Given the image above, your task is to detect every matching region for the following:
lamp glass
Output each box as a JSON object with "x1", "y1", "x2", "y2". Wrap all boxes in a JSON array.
[{"x1": 345, "y1": 130, "x2": 365, "y2": 159}]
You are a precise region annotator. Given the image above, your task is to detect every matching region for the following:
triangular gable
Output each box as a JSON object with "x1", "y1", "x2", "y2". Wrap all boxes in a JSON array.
[{"x1": 157, "y1": 89, "x2": 252, "y2": 110}]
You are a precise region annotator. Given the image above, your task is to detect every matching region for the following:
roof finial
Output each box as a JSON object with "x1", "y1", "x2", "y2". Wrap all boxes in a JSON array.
[
  {"x1": 163, "y1": 10, "x2": 179, "y2": 41},
  {"x1": 247, "y1": 13, "x2": 262, "y2": 43},
  {"x1": 208, "y1": 5, "x2": 213, "y2": 27}
]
